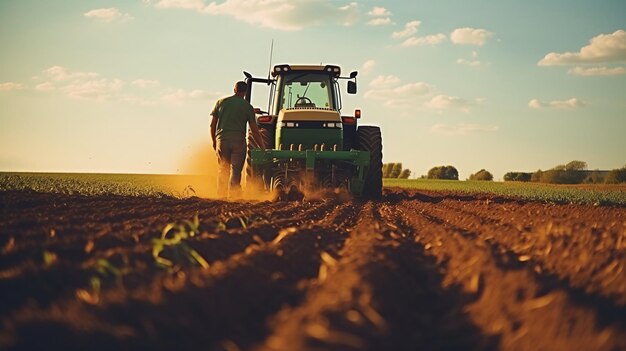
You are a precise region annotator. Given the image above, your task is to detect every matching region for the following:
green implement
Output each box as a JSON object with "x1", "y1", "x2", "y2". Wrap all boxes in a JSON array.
[{"x1": 250, "y1": 149, "x2": 370, "y2": 196}]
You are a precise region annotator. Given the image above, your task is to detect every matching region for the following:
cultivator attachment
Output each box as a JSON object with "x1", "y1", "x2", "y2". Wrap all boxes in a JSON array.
[{"x1": 249, "y1": 149, "x2": 370, "y2": 199}]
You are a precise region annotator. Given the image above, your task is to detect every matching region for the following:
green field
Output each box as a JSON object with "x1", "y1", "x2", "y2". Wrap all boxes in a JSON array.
[
  {"x1": 0, "y1": 172, "x2": 214, "y2": 198},
  {"x1": 385, "y1": 178, "x2": 626, "y2": 206},
  {"x1": 1, "y1": 173, "x2": 625, "y2": 206}
]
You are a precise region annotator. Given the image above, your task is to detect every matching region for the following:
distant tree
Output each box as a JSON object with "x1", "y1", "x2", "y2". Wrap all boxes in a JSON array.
[
  {"x1": 584, "y1": 170, "x2": 604, "y2": 184},
  {"x1": 427, "y1": 165, "x2": 458, "y2": 180},
  {"x1": 443, "y1": 166, "x2": 459, "y2": 180},
  {"x1": 389, "y1": 163, "x2": 403, "y2": 178},
  {"x1": 398, "y1": 169, "x2": 411, "y2": 179},
  {"x1": 539, "y1": 169, "x2": 560, "y2": 183},
  {"x1": 504, "y1": 172, "x2": 531, "y2": 182},
  {"x1": 469, "y1": 169, "x2": 493, "y2": 181},
  {"x1": 538, "y1": 160, "x2": 588, "y2": 184},
  {"x1": 531, "y1": 169, "x2": 543, "y2": 182},
  {"x1": 605, "y1": 165, "x2": 626, "y2": 184},
  {"x1": 382, "y1": 163, "x2": 393, "y2": 178},
  {"x1": 383, "y1": 162, "x2": 412, "y2": 179},
  {"x1": 565, "y1": 160, "x2": 588, "y2": 171}
]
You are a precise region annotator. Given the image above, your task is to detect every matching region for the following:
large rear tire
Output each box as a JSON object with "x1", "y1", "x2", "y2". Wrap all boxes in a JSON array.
[
  {"x1": 246, "y1": 128, "x2": 274, "y2": 189},
  {"x1": 357, "y1": 126, "x2": 383, "y2": 200}
]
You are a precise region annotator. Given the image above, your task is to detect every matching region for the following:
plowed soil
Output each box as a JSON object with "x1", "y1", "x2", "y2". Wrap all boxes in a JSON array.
[{"x1": 1, "y1": 188, "x2": 625, "y2": 351}]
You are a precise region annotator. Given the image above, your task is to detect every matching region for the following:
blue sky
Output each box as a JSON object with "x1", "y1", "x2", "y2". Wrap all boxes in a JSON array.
[{"x1": 1, "y1": 0, "x2": 625, "y2": 179}]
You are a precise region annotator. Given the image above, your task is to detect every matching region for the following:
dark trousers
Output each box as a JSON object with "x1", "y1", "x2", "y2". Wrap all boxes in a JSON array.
[{"x1": 216, "y1": 138, "x2": 246, "y2": 198}]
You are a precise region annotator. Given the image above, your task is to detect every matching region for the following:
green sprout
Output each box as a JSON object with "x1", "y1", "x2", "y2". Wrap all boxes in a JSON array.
[
  {"x1": 43, "y1": 250, "x2": 58, "y2": 267},
  {"x1": 152, "y1": 215, "x2": 209, "y2": 270}
]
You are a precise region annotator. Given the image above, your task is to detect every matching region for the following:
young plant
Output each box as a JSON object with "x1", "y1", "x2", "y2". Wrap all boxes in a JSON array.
[{"x1": 152, "y1": 214, "x2": 209, "y2": 269}]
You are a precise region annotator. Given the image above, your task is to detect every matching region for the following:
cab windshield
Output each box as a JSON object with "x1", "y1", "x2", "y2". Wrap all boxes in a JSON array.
[{"x1": 276, "y1": 72, "x2": 335, "y2": 111}]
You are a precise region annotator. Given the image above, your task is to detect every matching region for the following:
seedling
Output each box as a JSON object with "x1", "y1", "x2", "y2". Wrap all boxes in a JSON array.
[{"x1": 152, "y1": 215, "x2": 209, "y2": 269}]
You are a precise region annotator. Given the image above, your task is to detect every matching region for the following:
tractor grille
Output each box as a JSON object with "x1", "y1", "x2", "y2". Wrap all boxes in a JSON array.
[
  {"x1": 281, "y1": 121, "x2": 341, "y2": 129},
  {"x1": 286, "y1": 107, "x2": 336, "y2": 111}
]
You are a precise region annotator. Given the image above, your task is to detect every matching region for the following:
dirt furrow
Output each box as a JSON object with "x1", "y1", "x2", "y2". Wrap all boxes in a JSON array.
[
  {"x1": 0, "y1": 200, "x2": 356, "y2": 351},
  {"x1": 398, "y1": 199, "x2": 626, "y2": 350},
  {"x1": 255, "y1": 202, "x2": 496, "y2": 351},
  {"x1": 430, "y1": 198, "x2": 626, "y2": 305},
  {"x1": 0, "y1": 198, "x2": 341, "y2": 331}
]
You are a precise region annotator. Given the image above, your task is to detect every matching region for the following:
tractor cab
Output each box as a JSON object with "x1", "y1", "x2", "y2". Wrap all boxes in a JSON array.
[{"x1": 245, "y1": 64, "x2": 358, "y2": 151}]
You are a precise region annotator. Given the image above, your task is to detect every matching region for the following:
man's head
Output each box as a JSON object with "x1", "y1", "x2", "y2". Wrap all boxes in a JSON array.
[{"x1": 234, "y1": 81, "x2": 247, "y2": 97}]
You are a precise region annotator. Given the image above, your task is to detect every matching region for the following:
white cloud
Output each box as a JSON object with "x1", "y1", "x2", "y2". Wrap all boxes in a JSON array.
[
  {"x1": 368, "y1": 75, "x2": 401, "y2": 89},
  {"x1": 365, "y1": 74, "x2": 478, "y2": 112},
  {"x1": 63, "y1": 78, "x2": 125, "y2": 101},
  {"x1": 367, "y1": 17, "x2": 391, "y2": 26},
  {"x1": 84, "y1": 8, "x2": 133, "y2": 23},
  {"x1": 0, "y1": 82, "x2": 26, "y2": 91},
  {"x1": 450, "y1": 27, "x2": 494, "y2": 46},
  {"x1": 456, "y1": 58, "x2": 481, "y2": 67},
  {"x1": 150, "y1": 0, "x2": 359, "y2": 31},
  {"x1": 401, "y1": 34, "x2": 446, "y2": 47},
  {"x1": 457, "y1": 51, "x2": 481, "y2": 66},
  {"x1": 36, "y1": 66, "x2": 121, "y2": 101},
  {"x1": 425, "y1": 94, "x2": 474, "y2": 112},
  {"x1": 365, "y1": 75, "x2": 432, "y2": 107},
  {"x1": 35, "y1": 82, "x2": 55, "y2": 91},
  {"x1": 392, "y1": 20, "x2": 420, "y2": 39},
  {"x1": 154, "y1": 0, "x2": 206, "y2": 11},
  {"x1": 368, "y1": 6, "x2": 390, "y2": 17},
  {"x1": 539, "y1": 30, "x2": 626, "y2": 66},
  {"x1": 568, "y1": 66, "x2": 626, "y2": 76},
  {"x1": 361, "y1": 60, "x2": 376, "y2": 75},
  {"x1": 430, "y1": 123, "x2": 499, "y2": 136},
  {"x1": 31, "y1": 66, "x2": 214, "y2": 105},
  {"x1": 43, "y1": 66, "x2": 99, "y2": 81},
  {"x1": 160, "y1": 88, "x2": 215, "y2": 104},
  {"x1": 366, "y1": 6, "x2": 390, "y2": 25},
  {"x1": 131, "y1": 79, "x2": 161, "y2": 88},
  {"x1": 528, "y1": 98, "x2": 585, "y2": 109}
]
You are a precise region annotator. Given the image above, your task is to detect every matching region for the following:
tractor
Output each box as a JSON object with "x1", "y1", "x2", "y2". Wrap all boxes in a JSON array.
[{"x1": 243, "y1": 64, "x2": 382, "y2": 200}]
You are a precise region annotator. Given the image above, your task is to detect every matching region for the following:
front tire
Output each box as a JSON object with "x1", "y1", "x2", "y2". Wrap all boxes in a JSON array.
[{"x1": 357, "y1": 126, "x2": 383, "y2": 200}]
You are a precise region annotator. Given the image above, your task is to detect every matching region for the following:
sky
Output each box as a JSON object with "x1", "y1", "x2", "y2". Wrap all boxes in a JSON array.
[{"x1": 1, "y1": 0, "x2": 625, "y2": 180}]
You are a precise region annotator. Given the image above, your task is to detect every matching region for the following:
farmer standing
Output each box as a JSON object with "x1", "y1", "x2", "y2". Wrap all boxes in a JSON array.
[{"x1": 210, "y1": 81, "x2": 265, "y2": 198}]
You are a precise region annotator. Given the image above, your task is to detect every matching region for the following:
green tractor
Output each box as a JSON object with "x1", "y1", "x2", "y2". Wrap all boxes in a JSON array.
[{"x1": 244, "y1": 64, "x2": 382, "y2": 200}]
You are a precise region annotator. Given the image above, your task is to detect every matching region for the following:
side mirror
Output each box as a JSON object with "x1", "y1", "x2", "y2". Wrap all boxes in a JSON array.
[
  {"x1": 350, "y1": 71, "x2": 358, "y2": 78},
  {"x1": 347, "y1": 81, "x2": 357, "y2": 94}
]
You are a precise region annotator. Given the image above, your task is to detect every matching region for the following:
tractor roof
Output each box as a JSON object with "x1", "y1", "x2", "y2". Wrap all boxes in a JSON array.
[{"x1": 272, "y1": 64, "x2": 341, "y2": 77}]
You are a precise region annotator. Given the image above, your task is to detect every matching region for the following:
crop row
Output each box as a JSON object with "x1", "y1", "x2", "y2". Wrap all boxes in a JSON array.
[{"x1": 384, "y1": 179, "x2": 626, "y2": 206}]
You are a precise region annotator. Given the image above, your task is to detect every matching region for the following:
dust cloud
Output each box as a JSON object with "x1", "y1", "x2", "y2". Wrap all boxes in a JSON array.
[
  {"x1": 169, "y1": 142, "x2": 218, "y2": 198},
  {"x1": 170, "y1": 143, "x2": 351, "y2": 202},
  {"x1": 169, "y1": 142, "x2": 273, "y2": 201}
]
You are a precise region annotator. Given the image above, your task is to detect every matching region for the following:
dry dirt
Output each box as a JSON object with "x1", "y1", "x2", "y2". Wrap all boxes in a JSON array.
[{"x1": 1, "y1": 188, "x2": 625, "y2": 350}]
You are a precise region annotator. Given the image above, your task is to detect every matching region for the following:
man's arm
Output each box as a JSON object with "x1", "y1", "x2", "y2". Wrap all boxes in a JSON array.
[
  {"x1": 248, "y1": 119, "x2": 266, "y2": 150},
  {"x1": 210, "y1": 114, "x2": 218, "y2": 150}
]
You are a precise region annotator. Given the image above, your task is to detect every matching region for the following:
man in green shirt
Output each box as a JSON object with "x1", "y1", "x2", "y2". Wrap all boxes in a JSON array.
[{"x1": 210, "y1": 81, "x2": 265, "y2": 198}]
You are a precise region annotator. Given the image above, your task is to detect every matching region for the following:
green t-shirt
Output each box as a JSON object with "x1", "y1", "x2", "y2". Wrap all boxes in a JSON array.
[{"x1": 211, "y1": 95, "x2": 255, "y2": 141}]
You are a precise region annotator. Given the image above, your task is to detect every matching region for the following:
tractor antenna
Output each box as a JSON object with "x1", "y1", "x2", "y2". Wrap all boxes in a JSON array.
[{"x1": 267, "y1": 39, "x2": 274, "y2": 81}]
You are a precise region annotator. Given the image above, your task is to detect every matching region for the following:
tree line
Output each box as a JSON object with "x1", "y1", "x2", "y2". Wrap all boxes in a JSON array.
[
  {"x1": 384, "y1": 159, "x2": 626, "y2": 184},
  {"x1": 420, "y1": 166, "x2": 494, "y2": 181},
  {"x1": 382, "y1": 163, "x2": 411, "y2": 179},
  {"x1": 503, "y1": 160, "x2": 626, "y2": 184}
]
